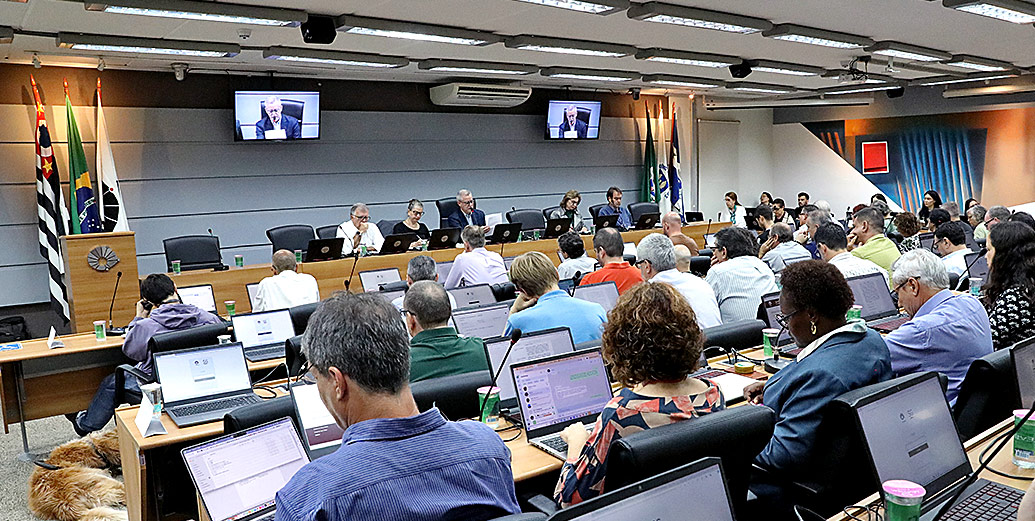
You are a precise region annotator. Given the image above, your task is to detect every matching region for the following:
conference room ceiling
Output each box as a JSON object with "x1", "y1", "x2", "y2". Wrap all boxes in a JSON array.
[{"x1": 3, "y1": 0, "x2": 1035, "y2": 98}]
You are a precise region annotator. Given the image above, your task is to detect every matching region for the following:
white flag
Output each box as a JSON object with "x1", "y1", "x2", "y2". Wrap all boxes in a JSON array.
[
  {"x1": 96, "y1": 80, "x2": 129, "y2": 232},
  {"x1": 655, "y1": 102, "x2": 672, "y2": 215}
]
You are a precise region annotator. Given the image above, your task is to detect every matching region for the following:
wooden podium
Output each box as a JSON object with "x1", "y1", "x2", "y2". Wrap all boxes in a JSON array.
[{"x1": 60, "y1": 232, "x2": 139, "y2": 333}]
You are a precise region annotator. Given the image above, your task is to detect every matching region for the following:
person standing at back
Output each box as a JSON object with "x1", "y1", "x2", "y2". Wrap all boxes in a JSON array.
[
  {"x1": 578, "y1": 227, "x2": 643, "y2": 294},
  {"x1": 506, "y1": 251, "x2": 607, "y2": 344},
  {"x1": 443, "y1": 226, "x2": 508, "y2": 288},
  {"x1": 254, "y1": 249, "x2": 321, "y2": 312}
]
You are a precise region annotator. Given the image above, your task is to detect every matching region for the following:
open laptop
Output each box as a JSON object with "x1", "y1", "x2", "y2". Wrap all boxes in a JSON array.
[
  {"x1": 852, "y1": 372, "x2": 1024, "y2": 520},
  {"x1": 572, "y1": 281, "x2": 620, "y2": 313},
  {"x1": 483, "y1": 327, "x2": 577, "y2": 412},
  {"x1": 428, "y1": 227, "x2": 461, "y2": 250},
  {"x1": 490, "y1": 223, "x2": 522, "y2": 244},
  {"x1": 359, "y1": 267, "x2": 401, "y2": 292},
  {"x1": 178, "y1": 284, "x2": 217, "y2": 314},
  {"x1": 245, "y1": 283, "x2": 259, "y2": 311},
  {"x1": 1011, "y1": 336, "x2": 1035, "y2": 409},
  {"x1": 153, "y1": 342, "x2": 261, "y2": 427},
  {"x1": 504, "y1": 256, "x2": 516, "y2": 269},
  {"x1": 759, "y1": 292, "x2": 794, "y2": 348},
  {"x1": 919, "y1": 232, "x2": 936, "y2": 252},
  {"x1": 452, "y1": 301, "x2": 510, "y2": 339},
  {"x1": 634, "y1": 212, "x2": 660, "y2": 230},
  {"x1": 511, "y1": 349, "x2": 614, "y2": 460},
  {"x1": 376, "y1": 287, "x2": 406, "y2": 305},
  {"x1": 594, "y1": 214, "x2": 619, "y2": 230},
  {"x1": 182, "y1": 417, "x2": 309, "y2": 521},
  {"x1": 704, "y1": 233, "x2": 718, "y2": 248},
  {"x1": 623, "y1": 242, "x2": 637, "y2": 258},
  {"x1": 844, "y1": 272, "x2": 909, "y2": 332},
  {"x1": 289, "y1": 381, "x2": 344, "y2": 459},
  {"x1": 436, "y1": 261, "x2": 453, "y2": 282},
  {"x1": 303, "y1": 238, "x2": 343, "y2": 262},
  {"x1": 230, "y1": 309, "x2": 295, "y2": 362},
  {"x1": 965, "y1": 251, "x2": 989, "y2": 281},
  {"x1": 379, "y1": 232, "x2": 418, "y2": 255},
  {"x1": 544, "y1": 218, "x2": 569, "y2": 239},
  {"x1": 448, "y1": 283, "x2": 496, "y2": 308}
]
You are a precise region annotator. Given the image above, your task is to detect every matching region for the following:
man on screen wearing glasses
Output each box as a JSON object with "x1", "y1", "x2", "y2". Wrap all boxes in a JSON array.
[{"x1": 255, "y1": 95, "x2": 301, "y2": 140}]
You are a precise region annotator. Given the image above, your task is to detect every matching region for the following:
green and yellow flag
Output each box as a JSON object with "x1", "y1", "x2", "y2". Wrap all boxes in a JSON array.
[{"x1": 65, "y1": 80, "x2": 101, "y2": 234}]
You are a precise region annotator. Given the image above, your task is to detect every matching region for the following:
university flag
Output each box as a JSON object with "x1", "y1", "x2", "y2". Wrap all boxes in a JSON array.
[
  {"x1": 96, "y1": 79, "x2": 130, "y2": 232},
  {"x1": 669, "y1": 113, "x2": 685, "y2": 217},
  {"x1": 65, "y1": 80, "x2": 102, "y2": 234},
  {"x1": 641, "y1": 103, "x2": 657, "y2": 203},
  {"x1": 656, "y1": 102, "x2": 671, "y2": 215}
]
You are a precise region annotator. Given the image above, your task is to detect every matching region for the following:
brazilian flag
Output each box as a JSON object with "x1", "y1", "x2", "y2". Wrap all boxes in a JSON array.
[{"x1": 66, "y1": 90, "x2": 102, "y2": 234}]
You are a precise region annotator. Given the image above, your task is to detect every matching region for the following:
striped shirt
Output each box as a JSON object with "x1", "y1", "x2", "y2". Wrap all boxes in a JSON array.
[{"x1": 706, "y1": 256, "x2": 779, "y2": 323}]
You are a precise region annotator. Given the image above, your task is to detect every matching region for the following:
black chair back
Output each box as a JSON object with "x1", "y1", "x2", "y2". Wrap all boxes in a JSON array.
[
  {"x1": 953, "y1": 349, "x2": 1016, "y2": 440},
  {"x1": 701, "y1": 319, "x2": 764, "y2": 352},
  {"x1": 285, "y1": 335, "x2": 306, "y2": 377},
  {"x1": 436, "y1": 197, "x2": 461, "y2": 229},
  {"x1": 223, "y1": 395, "x2": 298, "y2": 434},
  {"x1": 411, "y1": 371, "x2": 493, "y2": 421},
  {"x1": 260, "y1": 99, "x2": 304, "y2": 122},
  {"x1": 266, "y1": 225, "x2": 316, "y2": 255},
  {"x1": 163, "y1": 235, "x2": 222, "y2": 272},
  {"x1": 147, "y1": 322, "x2": 230, "y2": 354},
  {"x1": 316, "y1": 225, "x2": 338, "y2": 239},
  {"x1": 697, "y1": 248, "x2": 713, "y2": 257},
  {"x1": 380, "y1": 280, "x2": 409, "y2": 292},
  {"x1": 491, "y1": 282, "x2": 516, "y2": 302},
  {"x1": 688, "y1": 256, "x2": 711, "y2": 277},
  {"x1": 627, "y1": 202, "x2": 660, "y2": 223},
  {"x1": 289, "y1": 302, "x2": 320, "y2": 335},
  {"x1": 607, "y1": 406, "x2": 775, "y2": 518},
  {"x1": 376, "y1": 219, "x2": 397, "y2": 239},
  {"x1": 506, "y1": 209, "x2": 547, "y2": 230},
  {"x1": 588, "y1": 204, "x2": 606, "y2": 219},
  {"x1": 542, "y1": 206, "x2": 561, "y2": 222}
]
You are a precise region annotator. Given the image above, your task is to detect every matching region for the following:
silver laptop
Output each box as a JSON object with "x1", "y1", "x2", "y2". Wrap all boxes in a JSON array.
[
  {"x1": 511, "y1": 349, "x2": 613, "y2": 460},
  {"x1": 153, "y1": 342, "x2": 260, "y2": 427},
  {"x1": 231, "y1": 309, "x2": 295, "y2": 362},
  {"x1": 844, "y1": 272, "x2": 909, "y2": 331},
  {"x1": 376, "y1": 287, "x2": 406, "y2": 305},
  {"x1": 289, "y1": 381, "x2": 344, "y2": 460},
  {"x1": 572, "y1": 281, "x2": 620, "y2": 313},
  {"x1": 483, "y1": 327, "x2": 577, "y2": 410},
  {"x1": 448, "y1": 283, "x2": 496, "y2": 309},
  {"x1": 358, "y1": 267, "x2": 401, "y2": 292},
  {"x1": 1011, "y1": 336, "x2": 1035, "y2": 409},
  {"x1": 436, "y1": 261, "x2": 453, "y2": 282},
  {"x1": 452, "y1": 301, "x2": 510, "y2": 339},
  {"x1": 964, "y1": 251, "x2": 988, "y2": 281},
  {"x1": 182, "y1": 417, "x2": 309, "y2": 521},
  {"x1": 246, "y1": 283, "x2": 259, "y2": 310},
  {"x1": 179, "y1": 284, "x2": 217, "y2": 313}
]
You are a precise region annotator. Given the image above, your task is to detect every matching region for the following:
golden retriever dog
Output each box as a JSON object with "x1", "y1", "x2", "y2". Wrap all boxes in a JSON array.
[{"x1": 28, "y1": 429, "x2": 126, "y2": 521}]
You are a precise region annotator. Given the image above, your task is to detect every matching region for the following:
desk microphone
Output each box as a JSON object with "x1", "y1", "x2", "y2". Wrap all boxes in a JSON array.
[
  {"x1": 764, "y1": 322, "x2": 792, "y2": 374},
  {"x1": 342, "y1": 250, "x2": 360, "y2": 292},
  {"x1": 206, "y1": 228, "x2": 231, "y2": 271},
  {"x1": 955, "y1": 248, "x2": 987, "y2": 291},
  {"x1": 106, "y1": 271, "x2": 126, "y2": 336},
  {"x1": 705, "y1": 218, "x2": 712, "y2": 234},
  {"x1": 481, "y1": 329, "x2": 522, "y2": 420}
]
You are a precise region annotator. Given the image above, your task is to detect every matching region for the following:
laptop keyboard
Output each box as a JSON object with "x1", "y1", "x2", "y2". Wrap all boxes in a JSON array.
[
  {"x1": 691, "y1": 369, "x2": 727, "y2": 380},
  {"x1": 871, "y1": 315, "x2": 910, "y2": 332},
  {"x1": 940, "y1": 481, "x2": 1021, "y2": 520},
  {"x1": 170, "y1": 395, "x2": 259, "y2": 417},
  {"x1": 245, "y1": 345, "x2": 286, "y2": 362},
  {"x1": 539, "y1": 435, "x2": 569, "y2": 454}
]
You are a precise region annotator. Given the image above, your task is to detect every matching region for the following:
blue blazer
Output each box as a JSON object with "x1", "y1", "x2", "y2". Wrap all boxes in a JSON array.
[
  {"x1": 447, "y1": 208, "x2": 485, "y2": 229},
  {"x1": 256, "y1": 114, "x2": 301, "y2": 140}
]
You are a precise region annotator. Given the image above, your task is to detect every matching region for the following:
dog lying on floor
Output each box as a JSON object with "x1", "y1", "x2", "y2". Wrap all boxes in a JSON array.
[{"x1": 28, "y1": 429, "x2": 126, "y2": 521}]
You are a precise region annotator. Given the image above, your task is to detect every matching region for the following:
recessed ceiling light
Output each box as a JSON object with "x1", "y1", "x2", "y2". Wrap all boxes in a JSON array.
[
  {"x1": 641, "y1": 74, "x2": 724, "y2": 88},
  {"x1": 262, "y1": 46, "x2": 407, "y2": 68},
  {"x1": 418, "y1": 59, "x2": 538, "y2": 75},
  {"x1": 634, "y1": 48, "x2": 740, "y2": 68},
  {"x1": 912, "y1": 70, "x2": 1020, "y2": 86},
  {"x1": 505, "y1": 35, "x2": 636, "y2": 57},
  {"x1": 626, "y1": 2, "x2": 772, "y2": 34},
  {"x1": 866, "y1": 41, "x2": 952, "y2": 62},
  {"x1": 81, "y1": 0, "x2": 306, "y2": 26},
  {"x1": 56, "y1": 32, "x2": 240, "y2": 57},
  {"x1": 335, "y1": 15, "x2": 500, "y2": 46},
  {"x1": 746, "y1": 59, "x2": 825, "y2": 76},
  {"x1": 762, "y1": 24, "x2": 874, "y2": 49},
  {"x1": 540, "y1": 66, "x2": 637, "y2": 82},
  {"x1": 509, "y1": 0, "x2": 629, "y2": 15},
  {"x1": 942, "y1": 54, "x2": 1014, "y2": 72},
  {"x1": 725, "y1": 82, "x2": 796, "y2": 94},
  {"x1": 943, "y1": 0, "x2": 1035, "y2": 23}
]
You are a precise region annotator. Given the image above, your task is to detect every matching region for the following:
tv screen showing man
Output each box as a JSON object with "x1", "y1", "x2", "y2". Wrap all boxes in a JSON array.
[
  {"x1": 256, "y1": 96, "x2": 300, "y2": 140},
  {"x1": 233, "y1": 91, "x2": 320, "y2": 141},
  {"x1": 546, "y1": 100, "x2": 601, "y2": 140}
]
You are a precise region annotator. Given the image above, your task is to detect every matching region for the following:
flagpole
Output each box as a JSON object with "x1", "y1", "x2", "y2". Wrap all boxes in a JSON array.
[{"x1": 97, "y1": 78, "x2": 104, "y2": 223}]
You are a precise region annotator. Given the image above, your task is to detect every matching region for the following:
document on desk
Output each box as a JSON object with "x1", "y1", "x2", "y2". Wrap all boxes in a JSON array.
[
  {"x1": 486, "y1": 213, "x2": 503, "y2": 234},
  {"x1": 264, "y1": 128, "x2": 287, "y2": 140}
]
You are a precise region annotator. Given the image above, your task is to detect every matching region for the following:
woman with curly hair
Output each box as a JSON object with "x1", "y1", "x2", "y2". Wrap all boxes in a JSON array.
[
  {"x1": 553, "y1": 282, "x2": 724, "y2": 507},
  {"x1": 894, "y1": 212, "x2": 923, "y2": 252},
  {"x1": 984, "y1": 222, "x2": 1035, "y2": 349}
]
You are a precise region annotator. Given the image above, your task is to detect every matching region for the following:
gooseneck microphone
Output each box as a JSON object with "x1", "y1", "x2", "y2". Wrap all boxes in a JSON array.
[
  {"x1": 106, "y1": 271, "x2": 126, "y2": 336},
  {"x1": 705, "y1": 218, "x2": 713, "y2": 234},
  {"x1": 481, "y1": 329, "x2": 522, "y2": 420},
  {"x1": 342, "y1": 250, "x2": 361, "y2": 292},
  {"x1": 764, "y1": 323, "x2": 793, "y2": 374}
]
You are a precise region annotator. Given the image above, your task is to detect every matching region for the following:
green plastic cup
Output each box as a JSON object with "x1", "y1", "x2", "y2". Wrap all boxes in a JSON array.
[
  {"x1": 93, "y1": 320, "x2": 106, "y2": 341},
  {"x1": 225, "y1": 300, "x2": 236, "y2": 317},
  {"x1": 294, "y1": 250, "x2": 303, "y2": 263},
  {"x1": 1014, "y1": 409, "x2": 1035, "y2": 468},
  {"x1": 762, "y1": 328, "x2": 779, "y2": 357},
  {"x1": 883, "y1": 480, "x2": 925, "y2": 521},
  {"x1": 234, "y1": 254, "x2": 244, "y2": 267},
  {"x1": 478, "y1": 385, "x2": 501, "y2": 426},
  {"x1": 171, "y1": 259, "x2": 181, "y2": 275}
]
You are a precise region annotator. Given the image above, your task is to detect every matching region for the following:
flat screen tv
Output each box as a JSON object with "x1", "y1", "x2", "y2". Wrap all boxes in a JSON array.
[
  {"x1": 545, "y1": 100, "x2": 601, "y2": 140},
  {"x1": 234, "y1": 90, "x2": 320, "y2": 141}
]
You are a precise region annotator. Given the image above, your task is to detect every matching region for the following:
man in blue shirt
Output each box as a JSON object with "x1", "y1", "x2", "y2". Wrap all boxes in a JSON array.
[
  {"x1": 275, "y1": 292, "x2": 520, "y2": 521},
  {"x1": 597, "y1": 186, "x2": 633, "y2": 231},
  {"x1": 885, "y1": 249, "x2": 993, "y2": 406},
  {"x1": 505, "y1": 251, "x2": 607, "y2": 344}
]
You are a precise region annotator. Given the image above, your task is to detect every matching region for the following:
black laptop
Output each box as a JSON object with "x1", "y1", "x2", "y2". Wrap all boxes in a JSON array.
[
  {"x1": 427, "y1": 227, "x2": 461, "y2": 250},
  {"x1": 489, "y1": 223, "x2": 522, "y2": 244},
  {"x1": 593, "y1": 214, "x2": 619, "y2": 230},
  {"x1": 634, "y1": 212, "x2": 661, "y2": 230},
  {"x1": 544, "y1": 218, "x2": 569, "y2": 239},
  {"x1": 379, "y1": 232, "x2": 418, "y2": 255},
  {"x1": 303, "y1": 238, "x2": 344, "y2": 262}
]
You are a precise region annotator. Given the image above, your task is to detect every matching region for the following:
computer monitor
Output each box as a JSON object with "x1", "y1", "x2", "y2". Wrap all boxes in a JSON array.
[
  {"x1": 376, "y1": 288, "x2": 406, "y2": 306},
  {"x1": 845, "y1": 273, "x2": 899, "y2": 321},
  {"x1": 1012, "y1": 336, "x2": 1035, "y2": 409},
  {"x1": 704, "y1": 234, "x2": 717, "y2": 248},
  {"x1": 504, "y1": 256, "x2": 516, "y2": 270},
  {"x1": 572, "y1": 281, "x2": 619, "y2": 313},
  {"x1": 230, "y1": 309, "x2": 295, "y2": 350},
  {"x1": 760, "y1": 292, "x2": 793, "y2": 346},
  {"x1": 436, "y1": 261, "x2": 453, "y2": 282},
  {"x1": 512, "y1": 349, "x2": 613, "y2": 435},
  {"x1": 153, "y1": 343, "x2": 252, "y2": 405},
  {"x1": 358, "y1": 268, "x2": 401, "y2": 292},
  {"x1": 483, "y1": 327, "x2": 576, "y2": 406},
  {"x1": 452, "y1": 302, "x2": 510, "y2": 339},
  {"x1": 178, "y1": 284, "x2": 217, "y2": 313},
  {"x1": 290, "y1": 381, "x2": 344, "y2": 459},
  {"x1": 448, "y1": 284, "x2": 496, "y2": 309}
]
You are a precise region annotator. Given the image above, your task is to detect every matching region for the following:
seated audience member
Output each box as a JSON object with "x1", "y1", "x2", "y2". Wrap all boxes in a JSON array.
[
  {"x1": 706, "y1": 227, "x2": 779, "y2": 323},
  {"x1": 549, "y1": 190, "x2": 589, "y2": 234},
  {"x1": 895, "y1": 212, "x2": 923, "y2": 252},
  {"x1": 674, "y1": 244, "x2": 693, "y2": 273},
  {"x1": 392, "y1": 199, "x2": 430, "y2": 248},
  {"x1": 872, "y1": 200, "x2": 897, "y2": 236},
  {"x1": 927, "y1": 208, "x2": 951, "y2": 231},
  {"x1": 871, "y1": 193, "x2": 887, "y2": 205},
  {"x1": 796, "y1": 192, "x2": 810, "y2": 213},
  {"x1": 554, "y1": 282, "x2": 724, "y2": 507},
  {"x1": 598, "y1": 186, "x2": 633, "y2": 231},
  {"x1": 849, "y1": 206, "x2": 901, "y2": 278},
  {"x1": 759, "y1": 223, "x2": 812, "y2": 273},
  {"x1": 506, "y1": 251, "x2": 607, "y2": 344},
  {"x1": 746, "y1": 261, "x2": 891, "y2": 494},
  {"x1": 984, "y1": 222, "x2": 1035, "y2": 349},
  {"x1": 578, "y1": 227, "x2": 643, "y2": 294},
  {"x1": 986, "y1": 205, "x2": 1011, "y2": 229},
  {"x1": 1010, "y1": 211, "x2": 1035, "y2": 232},
  {"x1": 443, "y1": 226, "x2": 508, "y2": 288},
  {"x1": 772, "y1": 198, "x2": 794, "y2": 225},
  {"x1": 885, "y1": 250, "x2": 992, "y2": 405},
  {"x1": 968, "y1": 205, "x2": 988, "y2": 241},
  {"x1": 814, "y1": 200, "x2": 834, "y2": 222},
  {"x1": 723, "y1": 191, "x2": 748, "y2": 228},
  {"x1": 965, "y1": 198, "x2": 979, "y2": 212},
  {"x1": 556, "y1": 231, "x2": 596, "y2": 281},
  {"x1": 918, "y1": 189, "x2": 943, "y2": 225},
  {"x1": 67, "y1": 274, "x2": 221, "y2": 435},
  {"x1": 636, "y1": 233, "x2": 721, "y2": 328},
  {"x1": 933, "y1": 221, "x2": 970, "y2": 278},
  {"x1": 337, "y1": 202, "x2": 384, "y2": 255},
  {"x1": 760, "y1": 191, "x2": 773, "y2": 206},
  {"x1": 276, "y1": 292, "x2": 520, "y2": 520},
  {"x1": 447, "y1": 189, "x2": 487, "y2": 230},
  {"x1": 254, "y1": 249, "x2": 321, "y2": 312},
  {"x1": 793, "y1": 203, "x2": 817, "y2": 240},
  {"x1": 794, "y1": 208, "x2": 831, "y2": 259},
  {"x1": 662, "y1": 211, "x2": 700, "y2": 255},
  {"x1": 755, "y1": 204, "x2": 775, "y2": 244},
  {"x1": 814, "y1": 222, "x2": 889, "y2": 285},
  {"x1": 404, "y1": 281, "x2": 489, "y2": 383},
  {"x1": 392, "y1": 255, "x2": 457, "y2": 310},
  {"x1": 942, "y1": 201, "x2": 972, "y2": 234}
]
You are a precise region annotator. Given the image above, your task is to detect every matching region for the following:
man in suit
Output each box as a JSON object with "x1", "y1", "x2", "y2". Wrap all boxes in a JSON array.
[
  {"x1": 255, "y1": 96, "x2": 301, "y2": 140},
  {"x1": 446, "y1": 189, "x2": 488, "y2": 231},
  {"x1": 558, "y1": 105, "x2": 588, "y2": 139}
]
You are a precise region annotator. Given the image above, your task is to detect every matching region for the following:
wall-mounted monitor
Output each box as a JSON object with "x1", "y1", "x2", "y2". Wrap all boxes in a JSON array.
[
  {"x1": 234, "y1": 91, "x2": 320, "y2": 141},
  {"x1": 546, "y1": 100, "x2": 601, "y2": 140}
]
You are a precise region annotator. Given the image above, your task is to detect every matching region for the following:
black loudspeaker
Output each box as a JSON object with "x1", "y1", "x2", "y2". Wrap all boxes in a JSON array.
[
  {"x1": 300, "y1": 15, "x2": 336, "y2": 44},
  {"x1": 729, "y1": 62, "x2": 753, "y2": 79},
  {"x1": 886, "y1": 86, "x2": 906, "y2": 99}
]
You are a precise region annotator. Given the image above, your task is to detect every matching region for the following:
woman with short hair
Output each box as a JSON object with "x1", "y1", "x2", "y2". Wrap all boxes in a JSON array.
[
  {"x1": 392, "y1": 199, "x2": 431, "y2": 248},
  {"x1": 549, "y1": 190, "x2": 589, "y2": 233}
]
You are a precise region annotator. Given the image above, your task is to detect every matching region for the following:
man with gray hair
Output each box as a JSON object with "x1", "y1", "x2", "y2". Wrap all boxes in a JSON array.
[
  {"x1": 276, "y1": 292, "x2": 520, "y2": 519},
  {"x1": 446, "y1": 189, "x2": 488, "y2": 230},
  {"x1": 443, "y1": 225, "x2": 508, "y2": 288},
  {"x1": 759, "y1": 223, "x2": 812, "y2": 273},
  {"x1": 559, "y1": 104, "x2": 588, "y2": 138},
  {"x1": 391, "y1": 255, "x2": 457, "y2": 311},
  {"x1": 967, "y1": 204, "x2": 989, "y2": 240},
  {"x1": 636, "y1": 233, "x2": 721, "y2": 327},
  {"x1": 255, "y1": 95, "x2": 301, "y2": 140},
  {"x1": 254, "y1": 249, "x2": 320, "y2": 312},
  {"x1": 884, "y1": 249, "x2": 992, "y2": 406},
  {"x1": 337, "y1": 202, "x2": 384, "y2": 255},
  {"x1": 404, "y1": 281, "x2": 488, "y2": 382},
  {"x1": 794, "y1": 208, "x2": 833, "y2": 259},
  {"x1": 986, "y1": 205, "x2": 1011, "y2": 230}
]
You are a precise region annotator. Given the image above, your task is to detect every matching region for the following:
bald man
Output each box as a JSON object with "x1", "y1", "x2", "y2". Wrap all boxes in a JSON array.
[
  {"x1": 254, "y1": 249, "x2": 320, "y2": 311},
  {"x1": 662, "y1": 212, "x2": 700, "y2": 255},
  {"x1": 674, "y1": 244, "x2": 693, "y2": 273},
  {"x1": 255, "y1": 95, "x2": 301, "y2": 140}
]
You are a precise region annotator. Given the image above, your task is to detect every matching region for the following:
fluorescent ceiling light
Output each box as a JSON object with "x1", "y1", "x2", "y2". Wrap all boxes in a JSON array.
[
  {"x1": 626, "y1": 2, "x2": 772, "y2": 34},
  {"x1": 263, "y1": 46, "x2": 407, "y2": 68},
  {"x1": 418, "y1": 59, "x2": 538, "y2": 75},
  {"x1": 0, "y1": 26, "x2": 12, "y2": 44},
  {"x1": 866, "y1": 41, "x2": 952, "y2": 62},
  {"x1": 505, "y1": 35, "x2": 635, "y2": 57},
  {"x1": 82, "y1": 0, "x2": 306, "y2": 26},
  {"x1": 509, "y1": 0, "x2": 629, "y2": 14},
  {"x1": 747, "y1": 59, "x2": 825, "y2": 76},
  {"x1": 335, "y1": 15, "x2": 500, "y2": 46},
  {"x1": 56, "y1": 32, "x2": 239, "y2": 57},
  {"x1": 634, "y1": 48, "x2": 739, "y2": 68},
  {"x1": 942, "y1": 54, "x2": 1013, "y2": 71},
  {"x1": 763, "y1": 24, "x2": 874, "y2": 49},
  {"x1": 912, "y1": 70, "x2": 1021, "y2": 86},
  {"x1": 821, "y1": 85, "x2": 901, "y2": 95},
  {"x1": 943, "y1": 0, "x2": 1035, "y2": 23},
  {"x1": 641, "y1": 74, "x2": 724, "y2": 88},
  {"x1": 540, "y1": 66, "x2": 637, "y2": 82},
  {"x1": 725, "y1": 82, "x2": 796, "y2": 94}
]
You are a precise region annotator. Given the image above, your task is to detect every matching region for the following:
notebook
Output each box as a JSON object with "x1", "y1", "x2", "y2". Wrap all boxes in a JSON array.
[
  {"x1": 178, "y1": 284, "x2": 217, "y2": 314},
  {"x1": 289, "y1": 381, "x2": 344, "y2": 460},
  {"x1": 483, "y1": 327, "x2": 577, "y2": 409},
  {"x1": 358, "y1": 268, "x2": 401, "y2": 292},
  {"x1": 231, "y1": 309, "x2": 295, "y2": 362},
  {"x1": 452, "y1": 302, "x2": 510, "y2": 339},
  {"x1": 153, "y1": 342, "x2": 260, "y2": 427},
  {"x1": 572, "y1": 281, "x2": 620, "y2": 313}
]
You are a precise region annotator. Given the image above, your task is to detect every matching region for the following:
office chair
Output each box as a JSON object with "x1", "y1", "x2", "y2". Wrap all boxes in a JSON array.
[
  {"x1": 685, "y1": 211, "x2": 704, "y2": 222},
  {"x1": 259, "y1": 99, "x2": 304, "y2": 123},
  {"x1": 410, "y1": 371, "x2": 492, "y2": 421},
  {"x1": 576, "y1": 107, "x2": 591, "y2": 126},
  {"x1": 163, "y1": 235, "x2": 222, "y2": 272},
  {"x1": 953, "y1": 349, "x2": 1016, "y2": 441},
  {"x1": 234, "y1": 119, "x2": 243, "y2": 141},
  {"x1": 315, "y1": 225, "x2": 338, "y2": 240},
  {"x1": 948, "y1": 272, "x2": 961, "y2": 293},
  {"x1": 289, "y1": 302, "x2": 320, "y2": 335},
  {"x1": 701, "y1": 319, "x2": 764, "y2": 354},
  {"x1": 542, "y1": 206, "x2": 561, "y2": 222},
  {"x1": 436, "y1": 197, "x2": 462, "y2": 229},
  {"x1": 376, "y1": 219, "x2": 397, "y2": 239},
  {"x1": 285, "y1": 335, "x2": 306, "y2": 378},
  {"x1": 506, "y1": 209, "x2": 546, "y2": 231},
  {"x1": 627, "y1": 202, "x2": 660, "y2": 223},
  {"x1": 266, "y1": 225, "x2": 316, "y2": 256},
  {"x1": 688, "y1": 256, "x2": 711, "y2": 277},
  {"x1": 490, "y1": 282, "x2": 516, "y2": 302},
  {"x1": 223, "y1": 395, "x2": 298, "y2": 434},
  {"x1": 588, "y1": 203, "x2": 606, "y2": 219},
  {"x1": 698, "y1": 248, "x2": 713, "y2": 257}
]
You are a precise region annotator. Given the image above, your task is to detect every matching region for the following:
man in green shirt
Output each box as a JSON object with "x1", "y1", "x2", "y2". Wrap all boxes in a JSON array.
[
  {"x1": 404, "y1": 280, "x2": 489, "y2": 383},
  {"x1": 849, "y1": 206, "x2": 901, "y2": 285}
]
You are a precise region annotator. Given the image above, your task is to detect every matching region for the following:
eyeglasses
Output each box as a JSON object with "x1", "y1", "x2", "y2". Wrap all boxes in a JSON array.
[
  {"x1": 410, "y1": 210, "x2": 424, "y2": 216},
  {"x1": 634, "y1": 259, "x2": 648, "y2": 267},
  {"x1": 352, "y1": 214, "x2": 370, "y2": 222},
  {"x1": 775, "y1": 309, "x2": 801, "y2": 328},
  {"x1": 892, "y1": 278, "x2": 912, "y2": 296},
  {"x1": 459, "y1": 199, "x2": 475, "y2": 206}
]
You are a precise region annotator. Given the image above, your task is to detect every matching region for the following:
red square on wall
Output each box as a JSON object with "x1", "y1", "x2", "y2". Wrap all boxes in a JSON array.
[{"x1": 862, "y1": 141, "x2": 889, "y2": 174}]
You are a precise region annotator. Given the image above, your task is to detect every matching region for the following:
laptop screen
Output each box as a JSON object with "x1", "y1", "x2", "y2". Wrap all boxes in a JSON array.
[
  {"x1": 485, "y1": 328, "x2": 576, "y2": 403},
  {"x1": 448, "y1": 284, "x2": 496, "y2": 308},
  {"x1": 453, "y1": 302, "x2": 510, "y2": 339},
  {"x1": 1013, "y1": 336, "x2": 1035, "y2": 409},
  {"x1": 376, "y1": 288, "x2": 406, "y2": 305},
  {"x1": 182, "y1": 418, "x2": 308, "y2": 521},
  {"x1": 291, "y1": 382, "x2": 344, "y2": 457},
  {"x1": 855, "y1": 375, "x2": 970, "y2": 496},
  {"x1": 358, "y1": 268, "x2": 401, "y2": 292},
  {"x1": 436, "y1": 261, "x2": 453, "y2": 282},
  {"x1": 246, "y1": 283, "x2": 259, "y2": 310},
  {"x1": 919, "y1": 232, "x2": 935, "y2": 252},
  {"x1": 573, "y1": 281, "x2": 619, "y2": 313},
  {"x1": 845, "y1": 273, "x2": 898, "y2": 321},
  {"x1": 504, "y1": 256, "x2": 516, "y2": 269},
  {"x1": 704, "y1": 234, "x2": 717, "y2": 248},
  {"x1": 761, "y1": 292, "x2": 793, "y2": 346},
  {"x1": 154, "y1": 343, "x2": 252, "y2": 404},
  {"x1": 512, "y1": 350, "x2": 613, "y2": 434},
  {"x1": 965, "y1": 252, "x2": 988, "y2": 281},
  {"x1": 179, "y1": 285, "x2": 217, "y2": 313},
  {"x1": 231, "y1": 309, "x2": 295, "y2": 350}
]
